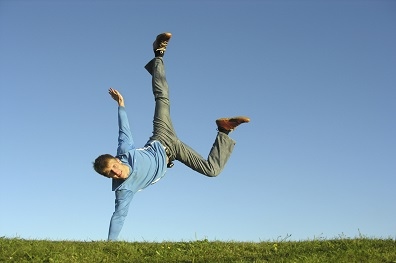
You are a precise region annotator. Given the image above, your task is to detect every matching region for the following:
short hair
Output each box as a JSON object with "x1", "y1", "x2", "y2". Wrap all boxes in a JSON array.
[{"x1": 93, "y1": 154, "x2": 115, "y2": 177}]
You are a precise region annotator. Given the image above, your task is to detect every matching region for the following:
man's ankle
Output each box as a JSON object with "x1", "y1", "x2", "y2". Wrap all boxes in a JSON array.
[{"x1": 154, "y1": 50, "x2": 164, "y2": 57}]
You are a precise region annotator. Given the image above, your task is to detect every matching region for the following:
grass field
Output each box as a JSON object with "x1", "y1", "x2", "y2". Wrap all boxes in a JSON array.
[{"x1": 1, "y1": 236, "x2": 395, "y2": 262}]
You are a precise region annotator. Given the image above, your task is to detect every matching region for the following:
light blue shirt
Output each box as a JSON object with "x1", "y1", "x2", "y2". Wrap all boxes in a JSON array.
[{"x1": 108, "y1": 106, "x2": 167, "y2": 241}]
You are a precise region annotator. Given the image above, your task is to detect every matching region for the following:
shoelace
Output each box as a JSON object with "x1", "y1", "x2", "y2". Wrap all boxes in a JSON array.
[{"x1": 155, "y1": 41, "x2": 168, "y2": 51}]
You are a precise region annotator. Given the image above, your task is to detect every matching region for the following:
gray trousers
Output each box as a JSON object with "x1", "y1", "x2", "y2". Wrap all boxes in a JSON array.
[{"x1": 145, "y1": 57, "x2": 235, "y2": 177}]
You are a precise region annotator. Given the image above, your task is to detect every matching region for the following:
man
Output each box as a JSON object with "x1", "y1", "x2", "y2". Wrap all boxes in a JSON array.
[{"x1": 93, "y1": 32, "x2": 250, "y2": 241}]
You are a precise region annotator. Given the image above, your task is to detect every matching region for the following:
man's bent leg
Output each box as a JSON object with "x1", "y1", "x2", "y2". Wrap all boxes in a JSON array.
[{"x1": 175, "y1": 132, "x2": 235, "y2": 177}]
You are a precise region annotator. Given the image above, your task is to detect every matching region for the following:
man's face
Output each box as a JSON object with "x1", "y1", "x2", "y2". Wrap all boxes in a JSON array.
[{"x1": 103, "y1": 158, "x2": 129, "y2": 179}]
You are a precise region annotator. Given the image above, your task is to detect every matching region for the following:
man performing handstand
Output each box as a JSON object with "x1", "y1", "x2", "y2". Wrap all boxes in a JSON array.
[{"x1": 93, "y1": 32, "x2": 250, "y2": 241}]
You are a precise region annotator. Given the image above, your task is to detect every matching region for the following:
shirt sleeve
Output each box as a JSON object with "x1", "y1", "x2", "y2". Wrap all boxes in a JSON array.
[
  {"x1": 108, "y1": 189, "x2": 134, "y2": 241},
  {"x1": 117, "y1": 106, "x2": 135, "y2": 155}
]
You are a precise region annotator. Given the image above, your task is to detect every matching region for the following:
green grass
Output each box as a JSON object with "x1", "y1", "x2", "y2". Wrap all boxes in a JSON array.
[{"x1": 1, "y1": 237, "x2": 395, "y2": 263}]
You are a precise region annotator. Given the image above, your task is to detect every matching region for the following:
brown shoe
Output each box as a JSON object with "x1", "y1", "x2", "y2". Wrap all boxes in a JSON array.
[
  {"x1": 216, "y1": 116, "x2": 250, "y2": 133},
  {"x1": 153, "y1": 32, "x2": 172, "y2": 56}
]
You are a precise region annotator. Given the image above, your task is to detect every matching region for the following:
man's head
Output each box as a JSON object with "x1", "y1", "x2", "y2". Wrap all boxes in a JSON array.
[{"x1": 93, "y1": 154, "x2": 130, "y2": 179}]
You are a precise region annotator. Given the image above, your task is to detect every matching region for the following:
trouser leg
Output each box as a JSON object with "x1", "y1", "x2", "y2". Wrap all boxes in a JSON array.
[
  {"x1": 145, "y1": 57, "x2": 177, "y2": 152},
  {"x1": 145, "y1": 57, "x2": 236, "y2": 177},
  {"x1": 174, "y1": 132, "x2": 235, "y2": 177}
]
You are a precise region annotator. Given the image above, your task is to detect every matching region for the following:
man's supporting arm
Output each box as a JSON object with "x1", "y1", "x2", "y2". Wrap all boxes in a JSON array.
[{"x1": 108, "y1": 189, "x2": 134, "y2": 241}]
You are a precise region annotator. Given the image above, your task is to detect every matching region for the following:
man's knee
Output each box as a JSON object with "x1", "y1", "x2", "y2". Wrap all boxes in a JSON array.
[{"x1": 205, "y1": 170, "x2": 220, "y2": 177}]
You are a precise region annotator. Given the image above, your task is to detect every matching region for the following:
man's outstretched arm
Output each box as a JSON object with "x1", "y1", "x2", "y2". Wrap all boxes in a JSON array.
[{"x1": 108, "y1": 88, "x2": 134, "y2": 153}]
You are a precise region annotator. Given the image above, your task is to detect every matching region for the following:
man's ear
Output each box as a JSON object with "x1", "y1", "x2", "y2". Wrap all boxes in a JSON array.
[{"x1": 116, "y1": 158, "x2": 122, "y2": 163}]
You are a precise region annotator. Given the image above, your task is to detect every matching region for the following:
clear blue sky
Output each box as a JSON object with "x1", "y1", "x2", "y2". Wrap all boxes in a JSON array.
[{"x1": 1, "y1": 0, "x2": 395, "y2": 242}]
